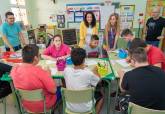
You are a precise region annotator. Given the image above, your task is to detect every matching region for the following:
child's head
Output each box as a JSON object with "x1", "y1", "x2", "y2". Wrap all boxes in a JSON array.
[
  {"x1": 53, "y1": 35, "x2": 62, "y2": 48},
  {"x1": 129, "y1": 47, "x2": 148, "y2": 67},
  {"x1": 121, "y1": 29, "x2": 134, "y2": 42},
  {"x1": 71, "y1": 48, "x2": 86, "y2": 66},
  {"x1": 129, "y1": 38, "x2": 147, "y2": 53},
  {"x1": 22, "y1": 44, "x2": 40, "y2": 65},
  {"x1": 90, "y1": 35, "x2": 99, "y2": 48}
]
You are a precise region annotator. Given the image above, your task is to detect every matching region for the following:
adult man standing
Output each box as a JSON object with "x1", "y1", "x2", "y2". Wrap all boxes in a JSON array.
[
  {"x1": 2, "y1": 11, "x2": 26, "y2": 52},
  {"x1": 144, "y1": 7, "x2": 165, "y2": 47}
]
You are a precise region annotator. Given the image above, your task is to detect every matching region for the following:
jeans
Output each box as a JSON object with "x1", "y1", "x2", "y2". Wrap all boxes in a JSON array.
[
  {"x1": 6, "y1": 45, "x2": 22, "y2": 51},
  {"x1": 146, "y1": 41, "x2": 160, "y2": 47}
]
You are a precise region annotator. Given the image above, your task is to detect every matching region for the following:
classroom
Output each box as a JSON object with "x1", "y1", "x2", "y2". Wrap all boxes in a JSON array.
[{"x1": 0, "y1": 0, "x2": 165, "y2": 114}]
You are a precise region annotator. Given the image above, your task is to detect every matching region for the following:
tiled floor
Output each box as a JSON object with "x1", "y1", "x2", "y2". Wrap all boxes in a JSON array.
[{"x1": 0, "y1": 94, "x2": 122, "y2": 114}]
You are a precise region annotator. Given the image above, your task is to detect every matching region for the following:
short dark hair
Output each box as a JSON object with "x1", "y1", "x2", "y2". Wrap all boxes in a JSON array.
[
  {"x1": 129, "y1": 47, "x2": 147, "y2": 63},
  {"x1": 91, "y1": 35, "x2": 99, "y2": 41},
  {"x1": 129, "y1": 38, "x2": 147, "y2": 52},
  {"x1": 71, "y1": 48, "x2": 86, "y2": 66},
  {"x1": 5, "y1": 11, "x2": 14, "y2": 18},
  {"x1": 22, "y1": 44, "x2": 39, "y2": 63},
  {"x1": 84, "y1": 11, "x2": 96, "y2": 28},
  {"x1": 121, "y1": 29, "x2": 133, "y2": 37}
]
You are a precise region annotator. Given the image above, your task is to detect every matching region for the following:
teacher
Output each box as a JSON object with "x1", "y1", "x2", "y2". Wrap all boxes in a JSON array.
[
  {"x1": 2, "y1": 11, "x2": 26, "y2": 52},
  {"x1": 79, "y1": 11, "x2": 98, "y2": 48}
]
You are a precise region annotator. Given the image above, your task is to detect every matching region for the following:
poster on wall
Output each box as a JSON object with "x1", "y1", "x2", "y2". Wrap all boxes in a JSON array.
[
  {"x1": 57, "y1": 15, "x2": 65, "y2": 28},
  {"x1": 120, "y1": 5, "x2": 135, "y2": 30},
  {"x1": 66, "y1": 3, "x2": 101, "y2": 29}
]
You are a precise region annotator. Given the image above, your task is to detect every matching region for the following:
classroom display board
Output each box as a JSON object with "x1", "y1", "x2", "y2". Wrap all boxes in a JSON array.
[
  {"x1": 62, "y1": 29, "x2": 77, "y2": 45},
  {"x1": 66, "y1": 3, "x2": 101, "y2": 29},
  {"x1": 120, "y1": 5, "x2": 135, "y2": 30},
  {"x1": 57, "y1": 15, "x2": 65, "y2": 28}
]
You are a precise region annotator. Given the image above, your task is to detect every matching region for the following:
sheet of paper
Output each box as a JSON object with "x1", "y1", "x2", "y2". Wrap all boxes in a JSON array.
[
  {"x1": 10, "y1": 53, "x2": 22, "y2": 58},
  {"x1": 85, "y1": 59, "x2": 97, "y2": 66},
  {"x1": 111, "y1": 50, "x2": 119, "y2": 54},
  {"x1": 122, "y1": 68, "x2": 132, "y2": 72},
  {"x1": 50, "y1": 68, "x2": 57, "y2": 75},
  {"x1": 46, "y1": 60, "x2": 56, "y2": 65},
  {"x1": 110, "y1": 60, "x2": 115, "y2": 65},
  {"x1": 115, "y1": 59, "x2": 130, "y2": 67}
]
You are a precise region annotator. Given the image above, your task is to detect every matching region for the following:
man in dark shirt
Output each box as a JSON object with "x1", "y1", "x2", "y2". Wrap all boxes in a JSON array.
[
  {"x1": 144, "y1": 7, "x2": 165, "y2": 47},
  {"x1": 118, "y1": 47, "x2": 165, "y2": 110}
]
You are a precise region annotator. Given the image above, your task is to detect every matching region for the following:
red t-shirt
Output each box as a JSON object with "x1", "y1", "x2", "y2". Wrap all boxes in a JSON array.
[
  {"x1": 10, "y1": 63, "x2": 57, "y2": 112},
  {"x1": 147, "y1": 46, "x2": 165, "y2": 71}
]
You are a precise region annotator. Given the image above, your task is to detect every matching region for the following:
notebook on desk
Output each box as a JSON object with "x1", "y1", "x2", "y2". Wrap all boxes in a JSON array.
[{"x1": 115, "y1": 59, "x2": 130, "y2": 68}]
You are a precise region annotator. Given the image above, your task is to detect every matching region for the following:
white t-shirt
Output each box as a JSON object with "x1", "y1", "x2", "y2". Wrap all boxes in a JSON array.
[
  {"x1": 64, "y1": 67, "x2": 100, "y2": 113},
  {"x1": 86, "y1": 27, "x2": 93, "y2": 45}
]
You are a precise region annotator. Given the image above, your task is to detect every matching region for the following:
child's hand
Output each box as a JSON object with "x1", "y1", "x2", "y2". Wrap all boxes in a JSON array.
[
  {"x1": 56, "y1": 56, "x2": 65, "y2": 60},
  {"x1": 111, "y1": 48, "x2": 116, "y2": 51},
  {"x1": 92, "y1": 66, "x2": 100, "y2": 77},
  {"x1": 125, "y1": 56, "x2": 131, "y2": 63}
]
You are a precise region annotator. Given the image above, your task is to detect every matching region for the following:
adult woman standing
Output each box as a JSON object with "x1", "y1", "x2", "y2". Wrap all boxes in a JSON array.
[
  {"x1": 105, "y1": 13, "x2": 120, "y2": 50},
  {"x1": 79, "y1": 11, "x2": 98, "y2": 48}
]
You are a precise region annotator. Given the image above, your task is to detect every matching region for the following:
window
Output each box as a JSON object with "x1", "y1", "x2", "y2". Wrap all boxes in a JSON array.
[
  {"x1": 10, "y1": 0, "x2": 28, "y2": 25},
  {"x1": 11, "y1": 8, "x2": 28, "y2": 25}
]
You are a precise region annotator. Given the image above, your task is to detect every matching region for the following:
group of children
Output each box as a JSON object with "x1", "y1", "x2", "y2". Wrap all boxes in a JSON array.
[
  {"x1": 8, "y1": 27, "x2": 165, "y2": 114},
  {"x1": 0, "y1": 11, "x2": 165, "y2": 114}
]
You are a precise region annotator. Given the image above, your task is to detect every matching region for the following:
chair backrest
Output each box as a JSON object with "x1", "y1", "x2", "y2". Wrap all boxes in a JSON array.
[
  {"x1": 16, "y1": 89, "x2": 44, "y2": 101},
  {"x1": 61, "y1": 87, "x2": 94, "y2": 104},
  {"x1": 128, "y1": 102, "x2": 165, "y2": 114}
]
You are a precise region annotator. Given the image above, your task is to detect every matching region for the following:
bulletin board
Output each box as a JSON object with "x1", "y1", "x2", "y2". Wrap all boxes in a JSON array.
[
  {"x1": 57, "y1": 15, "x2": 65, "y2": 28},
  {"x1": 120, "y1": 5, "x2": 135, "y2": 30},
  {"x1": 66, "y1": 3, "x2": 101, "y2": 29}
]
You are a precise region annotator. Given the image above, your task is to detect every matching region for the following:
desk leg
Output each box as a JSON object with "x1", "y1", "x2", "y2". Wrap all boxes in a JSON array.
[
  {"x1": 9, "y1": 82, "x2": 22, "y2": 114},
  {"x1": 113, "y1": 79, "x2": 119, "y2": 114},
  {"x1": 102, "y1": 79, "x2": 111, "y2": 114},
  {"x1": 3, "y1": 97, "x2": 6, "y2": 114}
]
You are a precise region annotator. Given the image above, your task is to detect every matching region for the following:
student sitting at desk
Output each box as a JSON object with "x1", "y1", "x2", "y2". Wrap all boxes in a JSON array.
[
  {"x1": 0, "y1": 62, "x2": 12, "y2": 98},
  {"x1": 118, "y1": 47, "x2": 165, "y2": 111},
  {"x1": 10, "y1": 44, "x2": 57, "y2": 113},
  {"x1": 0, "y1": 48, "x2": 12, "y2": 98},
  {"x1": 64, "y1": 48, "x2": 103, "y2": 114},
  {"x1": 129, "y1": 38, "x2": 165, "y2": 71},
  {"x1": 42, "y1": 35, "x2": 70, "y2": 61},
  {"x1": 121, "y1": 29, "x2": 135, "y2": 48},
  {"x1": 84, "y1": 35, "x2": 102, "y2": 58}
]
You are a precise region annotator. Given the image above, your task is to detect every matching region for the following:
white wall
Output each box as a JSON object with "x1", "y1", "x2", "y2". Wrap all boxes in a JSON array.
[
  {"x1": 25, "y1": 0, "x2": 147, "y2": 28},
  {"x1": 0, "y1": 0, "x2": 11, "y2": 21},
  {"x1": 0, "y1": 0, "x2": 147, "y2": 28}
]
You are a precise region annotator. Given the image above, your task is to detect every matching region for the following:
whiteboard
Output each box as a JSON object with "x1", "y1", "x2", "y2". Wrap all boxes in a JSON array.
[{"x1": 100, "y1": 6, "x2": 115, "y2": 29}]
